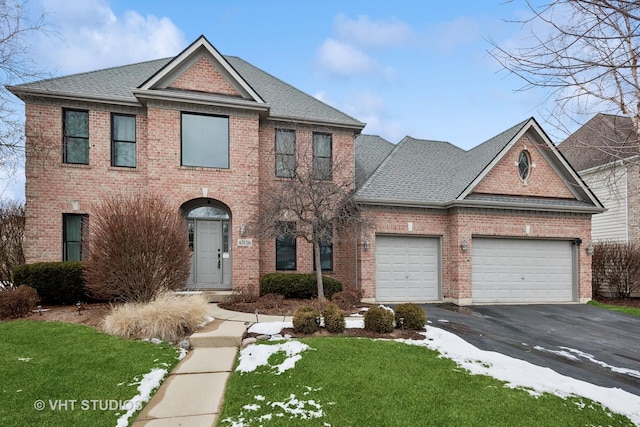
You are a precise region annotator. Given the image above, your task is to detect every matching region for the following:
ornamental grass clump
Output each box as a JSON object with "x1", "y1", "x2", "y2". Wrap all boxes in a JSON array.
[
  {"x1": 103, "y1": 292, "x2": 209, "y2": 342},
  {"x1": 323, "y1": 303, "x2": 345, "y2": 334},
  {"x1": 293, "y1": 305, "x2": 320, "y2": 334},
  {"x1": 364, "y1": 305, "x2": 394, "y2": 333},
  {"x1": 393, "y1": 303, "x2": 427, "y2": 330}
]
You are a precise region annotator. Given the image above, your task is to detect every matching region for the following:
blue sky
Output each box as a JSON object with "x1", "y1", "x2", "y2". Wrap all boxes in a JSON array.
[{"x1": 4, "y1": 0, "x2": 556, "y2": 200}]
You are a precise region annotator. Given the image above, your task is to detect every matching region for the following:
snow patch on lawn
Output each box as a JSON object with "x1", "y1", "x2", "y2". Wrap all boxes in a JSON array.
[
  {"x1": 237, "y1": 341, "x2": 309, "y2": 375},
  {"x1": 221, "y1": 391, "x2": 327, "y2": 426},
  {"x1": 245, "y1": 320, "x2": 640, "y2": 424},
  {"x1": 400, "y1": 326, "x2": 640, "y2": 425},
  {"x1": 116, "y1": 368, "x2": 168, "y2": 427}
]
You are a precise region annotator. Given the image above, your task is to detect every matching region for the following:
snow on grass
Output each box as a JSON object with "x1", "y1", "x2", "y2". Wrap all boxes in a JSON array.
[
  {"x1": 248, "y1": 321, "x2": 293, "y2": 335},
  {"x1": 222, "y1": 391, "x2": 327, "y2": 426},
  {"x1": 236, "y1": 341, "x2": 309, "y2": 375},
  {"x1": 115, "y1": 368, "x2": 168, "y2": 427},
  {"x1": 400, "y1": 326, "x2": 640, "y2": 425},
  {"x1": 247, "y1": 320, "x2": 640, "y2": 425}
]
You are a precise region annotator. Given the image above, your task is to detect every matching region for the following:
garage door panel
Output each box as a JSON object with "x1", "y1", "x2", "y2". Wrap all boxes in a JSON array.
[
  {"x1": 376, "y1": 236, "x2": 440, "y2": 302},
  {"x1": 472, "y1": 238, "x2": 574, "y2": 303}
]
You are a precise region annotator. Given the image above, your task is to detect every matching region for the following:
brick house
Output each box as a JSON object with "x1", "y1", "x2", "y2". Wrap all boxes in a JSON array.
[{"x1": 8, "y1": 36, "x2": 603, "y2": 305}]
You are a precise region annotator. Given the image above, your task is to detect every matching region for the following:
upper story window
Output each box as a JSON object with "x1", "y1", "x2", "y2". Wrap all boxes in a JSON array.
[
  {"x1": 181, "y1": 112, "x2": 229, "y2": 168},
  {"x1": 275, "y1": 129, "x2": 296, "y2": 177},
  {"x1": 63, "y1": 213, "x2": 88, "y2": 261},
  {"x1": 63, "y1": 109, "x2": 89, "y2": 164},
  {"x1": 313, "y1": 132, "x2": 332, "y2": 180},
  {"x1": 111, "y1": 114, "x2": 136, "y2": 168},
  {"x1": 518, "y1": 150, "x2": 531, "y2": 181}
]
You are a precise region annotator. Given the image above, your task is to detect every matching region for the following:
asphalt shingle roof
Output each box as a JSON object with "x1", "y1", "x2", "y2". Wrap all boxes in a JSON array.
[
  {"x1": 9, "y1": 55, "x2": 364, "y2": 129},
  {"x1": 354, "y1": 134, "x2": 395, "y2": 189},
  {"x1": 355, "y1": 119, "x2": 529, "y2": 203},
  {"x1": 558, "y1": 113, "x2": 639, "y2": 171}
]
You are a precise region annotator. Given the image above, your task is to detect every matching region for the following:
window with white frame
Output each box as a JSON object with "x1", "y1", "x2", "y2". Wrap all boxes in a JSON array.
[{"x1": 181, "y1": 113, "x2": 229, "y2": 168}]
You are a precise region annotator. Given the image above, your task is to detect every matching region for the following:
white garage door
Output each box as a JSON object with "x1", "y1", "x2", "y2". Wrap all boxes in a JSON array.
[
  {"x1": 472, "y1": 238, "x2": 574, "y2": 303},
  {"x1": 376, "y1": 236, "x2": 440, "y2": 302}
]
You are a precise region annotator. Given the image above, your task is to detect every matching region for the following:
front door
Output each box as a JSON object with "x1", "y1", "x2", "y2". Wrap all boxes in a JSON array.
[{"x1": 195, "y1": 220, "x2": 222, "y2": 285}]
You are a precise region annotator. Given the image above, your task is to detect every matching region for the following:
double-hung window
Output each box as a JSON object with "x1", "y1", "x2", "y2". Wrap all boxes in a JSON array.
[
  {"x1": 275, "y1": 222, "x2": 296, "y2": 271},
  {"x1": 275, "y1": 129, "x2": 295, "y2": 177},
  {"x1": 181, "y1": 112, "x2": 229, "y2": 168},
  {"x1": 314, "y1": 230, "x2": 333, "y2": 271},
  {"x1": 111, "y1": 114, "x2": 136, "y2": 167},
  {"x1": 63, "y1": 109, "x2": 89, "y2": 164},
  {"x1": 313, "y1": 132, "x2": 332, "y2": 179},
  {"x1": 63, "y1": 214, "x2": 88, "y2": 261}
]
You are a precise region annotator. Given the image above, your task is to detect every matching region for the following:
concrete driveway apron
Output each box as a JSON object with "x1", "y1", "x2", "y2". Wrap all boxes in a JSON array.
[{"x1": 421, "y1": 304, "x2": 640, "y2": 396}]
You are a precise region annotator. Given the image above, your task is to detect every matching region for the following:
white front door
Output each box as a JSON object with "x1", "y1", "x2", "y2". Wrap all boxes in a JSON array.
[{"x1": 195, "y1": 220, "x2": 222, "y2": 285}]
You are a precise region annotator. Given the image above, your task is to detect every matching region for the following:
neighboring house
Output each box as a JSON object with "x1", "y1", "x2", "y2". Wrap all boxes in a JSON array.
[
  {"x1": 559, "y1": 113, "x2": 640, "y2": 244},
  {"x1": 8, "y1": 35, "x2": 603, "y2": 305}
]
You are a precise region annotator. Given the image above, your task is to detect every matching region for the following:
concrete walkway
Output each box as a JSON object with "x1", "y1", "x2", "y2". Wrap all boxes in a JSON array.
[{"x1": 132, "y1": 305, "x2": 291, "y2": 427}]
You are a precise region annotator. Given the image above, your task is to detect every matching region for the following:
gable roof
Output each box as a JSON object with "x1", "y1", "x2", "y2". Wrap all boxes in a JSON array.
[
  {"x1": 7, "y1": 37, "x2": 365, "y2": 130},
  {"x1": 354, "y1": 134, "x2": 395, "y2": 189},
  {"x1": 355, "y1": 118, "x2": 603, "y2": 212},
  {"x1": 558, "y1": 113, "x2": 639, "y2": 172}
]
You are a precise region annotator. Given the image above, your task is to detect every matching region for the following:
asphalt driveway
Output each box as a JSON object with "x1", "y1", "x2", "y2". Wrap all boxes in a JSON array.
[{"x1": 421, "y1": 304, "x2": 640, "y2": 396}]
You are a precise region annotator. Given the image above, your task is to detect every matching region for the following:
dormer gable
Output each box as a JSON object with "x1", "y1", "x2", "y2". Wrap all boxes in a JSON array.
[{"x1": 135, "y1": 35, "x2": 265, "y2": 106}]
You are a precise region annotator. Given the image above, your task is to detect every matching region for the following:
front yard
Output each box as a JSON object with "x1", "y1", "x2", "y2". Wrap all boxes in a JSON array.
[
  {"x1": 0, "y1": 321, "x2": 182, "y2": 427},
  {"x1": 219, "y1": 336, "x2": 636, "y2": 426}
]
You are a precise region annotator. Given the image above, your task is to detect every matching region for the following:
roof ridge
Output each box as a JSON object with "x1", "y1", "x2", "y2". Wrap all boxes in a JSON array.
[{"x1": 227, "y1": 56, "x2": 364, "y2": 127}]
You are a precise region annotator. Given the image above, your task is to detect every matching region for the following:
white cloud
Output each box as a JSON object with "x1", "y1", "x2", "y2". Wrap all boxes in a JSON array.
[
  {"x1": 33, "y1": 0, "x2": 186, "y2": 74},
  {"x1": 342, "y1": 90, "x2": 406, "y2": 141},
  {"x1": 333, "y1": 13, "x2": 415, "y2": 49},
  {"x1": 316, "y1": 38, "x2": 378, "y2": 77}
]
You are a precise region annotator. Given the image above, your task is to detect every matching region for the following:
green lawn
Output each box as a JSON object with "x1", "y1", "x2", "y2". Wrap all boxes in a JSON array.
[
  {"x1": 0, "y1": 321, "x2": 181, "y2": 427},
  {"x1": 219, "y1": 337, "x2": 633, "y2": 427},
  {"x1": 588, "y1": 300, "x2": 640, "y2": 317}
]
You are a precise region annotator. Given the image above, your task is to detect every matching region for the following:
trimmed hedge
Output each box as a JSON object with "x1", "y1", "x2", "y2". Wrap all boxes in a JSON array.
[
  {"x1": 293, "y1": 306, "x2": 320, "y2": 334},
  {"x1": 12, "y1": 262, "x2": 88, "y2": 305},
  {"x1": 260, "y1": 273, "x2": 342, "y2": 299},
  {"x1": 394, "y1": 303, "x2": 427, "y2": 330},
  {"x1": 364, "y1": 306, "x2": 394, "y2": 333},
  {"x1": 323, "y1": 303, "x2": 345, "y2": 334}
]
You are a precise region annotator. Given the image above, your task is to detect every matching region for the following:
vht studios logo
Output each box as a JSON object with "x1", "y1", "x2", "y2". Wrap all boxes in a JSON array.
[{"x1": 34, "y1": 399, "x2": 142, "y2": 411}]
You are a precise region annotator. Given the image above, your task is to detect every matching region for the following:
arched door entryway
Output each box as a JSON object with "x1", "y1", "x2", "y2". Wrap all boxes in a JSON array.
[{"x1": 181, "y1": 198, "x2": 232, "y2": 290}]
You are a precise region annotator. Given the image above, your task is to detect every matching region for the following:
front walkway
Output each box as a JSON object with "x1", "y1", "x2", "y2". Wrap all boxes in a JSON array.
[{"x1": 132, "y1": 305, "x2": 291, "y2": 426}]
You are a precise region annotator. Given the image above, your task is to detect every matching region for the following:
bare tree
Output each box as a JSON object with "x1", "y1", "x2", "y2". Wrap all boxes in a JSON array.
[
  {"x1": 0, "y1": 199, "x2": 24, "y2": 287},
  {"x1": 254, "y1": 130, "x2": 365, "y2": 301},
  {"x1": 0, "y1": 0, "x2": 47, "y2": 191},
  {"x1": 491, "y1": 1, "x2": 640, "y2": 144}
]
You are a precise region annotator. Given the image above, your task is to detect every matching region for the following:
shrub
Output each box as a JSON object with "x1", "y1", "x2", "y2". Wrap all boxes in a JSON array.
[
  {"x1": 592, "y1": 242, "x2": 640, "y2": 298},
  {"x1": 293, "y1": 305, "x2": 320, "y2": 334},
  {"x1": 0, "y1": 201, "x2": 24, "y2": 287},
  {"x1": 331, "y1": 289, "x2": 362, "y2": 311},
  {"x1": 260, "y1": 273, "x2": 342, "y2": 299},
  {"x1": 102, "y1": 292, "x2": 210, "y2": 342},
  {"x1": 0, "y1": 285, "x2": 38, "y2": 319},
  {"x1": 12, "y1": 261, "x2": 86, "y2": 305},
  {"x1": 394, "y1": 303, "x2": 426, "y2": 330},
  {"x1": 83, "y1": 193, "x2": 191, "y2": 303},
  {"x1": 364, "y1": 306, "x2": 394, "y2": 333},
  {"x1": 323, "y1": 303, "x2": 345, "y2": 334}
]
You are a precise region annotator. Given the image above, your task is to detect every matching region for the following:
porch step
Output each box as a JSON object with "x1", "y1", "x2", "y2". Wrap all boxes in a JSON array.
[
  {"x1": 173, "y1": 290, "x2": 234, "y2": 303},
  {"x1": 189, "y1": 319, "x2": 246, "y2": 348}
]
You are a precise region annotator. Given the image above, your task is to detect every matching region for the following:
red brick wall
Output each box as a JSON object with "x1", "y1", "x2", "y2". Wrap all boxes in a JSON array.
[
  {"x1": 473, "y1": 135, "x2": 575, "y2": 199},
  {"x1": 169, "y1": 56, "x2": 240, "y2": 96}
]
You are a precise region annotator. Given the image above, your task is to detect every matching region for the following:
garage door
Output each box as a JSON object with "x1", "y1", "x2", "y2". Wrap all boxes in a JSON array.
[
  {"x1": 376, "y1": 236, "x2": 440, "y2": 302},
  {"x1": 472, "y1": 238, "x2": 574, "y2": 303}
]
